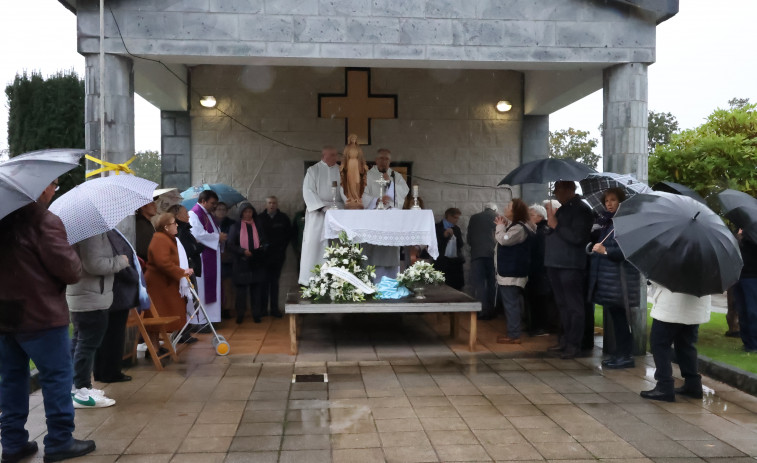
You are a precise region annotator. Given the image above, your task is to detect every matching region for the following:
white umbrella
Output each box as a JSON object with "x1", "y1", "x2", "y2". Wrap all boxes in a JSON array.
[
  {"x1": 49, "y1": 175, "x2": 158, "y2": 244},
  {"x1": 0, "y1": 149, "x2": 87, "y2": 220}
]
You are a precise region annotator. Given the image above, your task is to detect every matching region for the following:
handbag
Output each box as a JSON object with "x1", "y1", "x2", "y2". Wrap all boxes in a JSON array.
[{"x1": 109, "y1": 264, "x2": 139, "y2": 312}]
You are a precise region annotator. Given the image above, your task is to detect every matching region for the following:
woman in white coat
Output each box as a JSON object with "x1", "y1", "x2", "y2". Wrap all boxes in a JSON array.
[{"x1": 641, "y1": 285, "x2": 710, "y2": 402}]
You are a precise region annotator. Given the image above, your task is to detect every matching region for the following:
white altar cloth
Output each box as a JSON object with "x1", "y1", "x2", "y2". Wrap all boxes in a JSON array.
[{"x1": 323, "y1": 209, "x2": 439, "y2": 260}]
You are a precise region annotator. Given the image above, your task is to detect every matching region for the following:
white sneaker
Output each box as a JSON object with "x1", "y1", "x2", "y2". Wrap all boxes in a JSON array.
[{"x1": 72, "y1": 387, "x2": 116, "y2": 408}]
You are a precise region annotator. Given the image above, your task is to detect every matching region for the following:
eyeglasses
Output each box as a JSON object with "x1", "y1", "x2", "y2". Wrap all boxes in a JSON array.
[{"x1": 52, "y1": 182, "x2": 60, "y2": 192}]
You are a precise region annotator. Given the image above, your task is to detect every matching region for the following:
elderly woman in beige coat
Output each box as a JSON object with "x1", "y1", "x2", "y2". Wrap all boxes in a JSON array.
[{"x1": 641, "y1": 286, "x2": 711, "y2": 402}]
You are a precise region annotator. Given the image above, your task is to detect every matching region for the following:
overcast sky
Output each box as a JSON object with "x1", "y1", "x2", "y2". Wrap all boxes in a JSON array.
[{"x1": 2, "y1": 0, "x2": 756, "y2": 156}]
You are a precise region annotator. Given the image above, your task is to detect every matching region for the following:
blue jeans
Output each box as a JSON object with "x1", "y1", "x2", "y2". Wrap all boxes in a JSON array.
[
  {"x1": 71, "y1": 310, "x2": 109, "y2": 389},
  {"x1": 735, "y1": 278, "x2": 757, "y2": 351},
  {"x1": 0, "y1": 326, "x2": 75, "y2": 454},
  {"x1": 499, "y1": 286, "x2": 523, "y2": 339},
  {"x1": 470, "y1": 258, "x2": 496, "y2": 314}
]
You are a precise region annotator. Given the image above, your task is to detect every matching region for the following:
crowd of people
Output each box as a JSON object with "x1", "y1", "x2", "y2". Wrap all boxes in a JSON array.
[{"x1": 1, "y1": 150, "x2": 755, "y2": 461}]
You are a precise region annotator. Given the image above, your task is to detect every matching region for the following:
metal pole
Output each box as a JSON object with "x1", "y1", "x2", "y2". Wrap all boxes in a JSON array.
[{"x1": 99, "y1": 0, "x2": 106, "y2": 169}]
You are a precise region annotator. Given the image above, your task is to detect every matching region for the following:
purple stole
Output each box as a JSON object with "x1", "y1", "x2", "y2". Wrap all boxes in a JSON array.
[{"x1": 191, "y1": 203, "x2": 218, "y2": 303}]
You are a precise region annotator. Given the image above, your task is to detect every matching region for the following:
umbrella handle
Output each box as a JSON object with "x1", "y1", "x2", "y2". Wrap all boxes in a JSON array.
[
  {"x1": 586, "y1": 228, "x2": 615, "y2": 255},
  {"x1": 184, "y1": 275, "x2": 195, "y2": 290}
]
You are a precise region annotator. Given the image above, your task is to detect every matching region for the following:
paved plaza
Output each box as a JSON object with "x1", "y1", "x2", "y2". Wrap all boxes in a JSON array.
[{"x1": 22, "y1": 313, "x2": 757, "y2": 462}]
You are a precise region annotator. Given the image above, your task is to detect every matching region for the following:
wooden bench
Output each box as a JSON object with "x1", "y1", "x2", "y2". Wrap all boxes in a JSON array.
[{"x1": 285, "y1": 285, "x2": 481, "y2": 355}]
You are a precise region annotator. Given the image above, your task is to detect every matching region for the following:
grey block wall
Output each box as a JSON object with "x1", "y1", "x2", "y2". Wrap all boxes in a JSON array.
[
  {"x1": 76, "y1": 0, "x2": 657, "y2": 67},
  {"x1": 161, "y1": 111, "x2": 192, "y2": 190}
]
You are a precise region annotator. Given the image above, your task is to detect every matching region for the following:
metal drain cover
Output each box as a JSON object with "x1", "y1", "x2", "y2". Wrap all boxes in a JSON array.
[{"x1": 292, "y1": 373, "x2": 328, "y2": 383}]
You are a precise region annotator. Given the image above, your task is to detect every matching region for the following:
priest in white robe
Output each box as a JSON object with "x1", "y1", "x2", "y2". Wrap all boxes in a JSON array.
[
  {"x1": 362, "y1": 148, "x2": 410, "y2": 281},
  {"x1": 298, "y1": 146, "x2": 344, "y2": 285},
  {"x1": 188, "y1": 190, "x2": 226, "y2": 327}
]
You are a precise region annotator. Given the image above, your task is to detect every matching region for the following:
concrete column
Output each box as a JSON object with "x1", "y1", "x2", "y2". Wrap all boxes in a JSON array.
[
  {"x1": 602, "y1": 62, "x2": 649, "y2": 355},
  {"x1": 84, "y1": 53, "x2": 136, "y2": 241},
  {"x1": 84, "y1": 53, "x2": 135, "y2": 166},
  {"x1": 520, "y1": 115, "x2": 550, "y2": 205},
  {"x1": 603, "y1": 63, "x2": 648, "y2": 181},
  {"x1": 161, "y1": 111, "x2": 192, "y2": 190}
]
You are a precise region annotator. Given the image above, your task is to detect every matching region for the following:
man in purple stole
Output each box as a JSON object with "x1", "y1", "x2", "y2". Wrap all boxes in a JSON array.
[{"x1": 188, "y1": 190, "x2": 227, "y2": 330}]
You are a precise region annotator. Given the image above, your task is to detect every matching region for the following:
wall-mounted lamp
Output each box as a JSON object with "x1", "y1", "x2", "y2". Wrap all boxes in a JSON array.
[
  {"x1": 200, "y1": 96, "x2": 217, "y2": 108},
  {"x1": 496, "y1": 100, "x2": 512, "y2": 113}
]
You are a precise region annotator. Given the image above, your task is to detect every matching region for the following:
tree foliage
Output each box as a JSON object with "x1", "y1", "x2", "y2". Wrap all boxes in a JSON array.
[
  {"x1": 131, "y1": 150, "x2": 162, "y2": 185},
  {"x1": 5, "y1": 70, "x2": 85, "y2": 196},
  {"x1": 648, "y1": 102, "x2": 757, "y2": 197},
  {"x1": 549, "y1": 128, "x2": 600, "y2": 169},
  {"x1": 647, "y1": 110, "x2": 679, "y2": 152}
]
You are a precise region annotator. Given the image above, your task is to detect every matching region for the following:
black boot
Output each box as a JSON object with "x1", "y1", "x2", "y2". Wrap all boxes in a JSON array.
[
  {"x1": 604, "y1": 356, "x2": 635, "y2": 369},
  {"x1": 640, "y1": 385, "x2": 675, "y2": 402},
  {"x1": 2, "y1": 441, "x2": 38, "y2": 463},
  {"x1": 675, "y1": 379, "x2": 703, "y2": 399}
]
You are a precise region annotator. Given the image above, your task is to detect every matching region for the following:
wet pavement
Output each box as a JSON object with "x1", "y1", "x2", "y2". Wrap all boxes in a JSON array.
[{"x1": 22, "y1": 313, "x2": 757, "y2": 462}]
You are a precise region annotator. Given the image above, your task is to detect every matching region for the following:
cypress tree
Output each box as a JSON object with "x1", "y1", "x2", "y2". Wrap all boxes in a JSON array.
[{"x1": 5, "y1": 70, "x2": 86, "y2": 195}]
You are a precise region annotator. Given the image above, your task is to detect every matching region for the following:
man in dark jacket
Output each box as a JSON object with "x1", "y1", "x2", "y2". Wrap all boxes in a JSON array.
[
  {"x1": 544, "y1": 181, "x2": 594, "y2": 359},
  {"x1": 735, "y1": 231, "x2": 757, "y2": 353},
  {"x1": 0, "y1": 179, "x2": 96, "y2": 462},
  {"x1": 467, "y1": 203, "x2": 498, "y2": 319},
  {"x1": 259, "y1": 196, "x2": 291, "y2": 318},
  {"x1": 435, "y1": 208, "x2": 465, "y2": 290}
]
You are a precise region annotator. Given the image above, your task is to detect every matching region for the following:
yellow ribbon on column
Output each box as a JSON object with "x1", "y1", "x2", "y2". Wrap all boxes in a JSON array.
[{"x1": 84, "y1": 154, "x2": 137, "y2": 178}]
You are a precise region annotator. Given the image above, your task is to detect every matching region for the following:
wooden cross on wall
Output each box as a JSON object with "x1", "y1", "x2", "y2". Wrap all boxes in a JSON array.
[{"x1": 318, "y1": 68, "x2": 397, "y2": 146}]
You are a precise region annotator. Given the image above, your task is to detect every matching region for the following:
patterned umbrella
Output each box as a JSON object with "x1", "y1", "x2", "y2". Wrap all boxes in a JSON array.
[
  {"x1": 154, "y1": 187, "x2": 183, "y2": 213},
  {"x1": 579, "y1": 172, "x2": 652, "y2": 212},
  {"x1": 49, "y1": 175, "x2": 158, "y2": 244},
  {"x1": 0, "y1": 148, "x2": 87, "y2": 220},
  {"x1": 180, "y1": 183, "x2": 246, "y2": 209}
]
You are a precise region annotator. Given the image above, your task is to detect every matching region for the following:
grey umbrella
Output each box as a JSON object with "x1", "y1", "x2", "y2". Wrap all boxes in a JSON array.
[
  {"x1": 651, "y1": 181, "x2": 706, "y2": 204},
  {"x1": 0, "y1": 149, "x2": 87, "y2": 220}
]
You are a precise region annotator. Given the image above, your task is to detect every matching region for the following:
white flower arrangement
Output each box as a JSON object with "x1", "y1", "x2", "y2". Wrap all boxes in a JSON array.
[
  {"x1": 396, "y1": 261, "x2": 445, "y2": 288},
  {"x1": 300, "y1": 231, "x2": 377, "y2": 303}
]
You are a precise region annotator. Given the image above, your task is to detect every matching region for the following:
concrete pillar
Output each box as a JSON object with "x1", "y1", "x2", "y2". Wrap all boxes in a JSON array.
[
  {"x1": 84, "y1": 53, "x2": 136, "y2": 242},
  {"x1": 520, "y1": 115, "x2": 550, "y2": 205},
  {"x1": 602, "y1": 62, "x2": 649, "y2": 355},
  {"x1": 603, "y1": 63, "x2": 648, "y2": 181},
  {"x1": 161, "y1": 111, "x2": 192, "y2": 190}
]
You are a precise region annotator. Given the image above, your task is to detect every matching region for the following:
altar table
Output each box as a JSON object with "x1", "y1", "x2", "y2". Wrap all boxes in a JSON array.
[
  {"x1": 285, "y1": 285, "x2": 481, "y2": 354},
  {"x1": 323, "y1": 209, "x2": 439, "y2": 259}
]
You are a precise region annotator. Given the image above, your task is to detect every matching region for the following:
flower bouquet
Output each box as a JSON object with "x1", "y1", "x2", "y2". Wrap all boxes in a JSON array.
[
  {"x1": 396, "y1": 261, "x2": 445, "y2": 299},
  {"x1": 300, "y1": 231, "x2": 377, "y2": 303}
]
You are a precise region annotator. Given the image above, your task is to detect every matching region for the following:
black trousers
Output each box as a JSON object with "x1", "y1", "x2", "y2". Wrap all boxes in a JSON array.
[
  {"x1": 236, "y1": 283, "x2": 264, "y2": 321},
  {"x1": 606, "y1": 304, "x2": 632, "y2": 358},
  {"x1": 261, "y1": 261, "x2": 284, "y2": 313},
  {"x1": 650, "y1": 319, "x2": 700, "y2": 391},
  {"x1": 435, "y1": 257, "x2": 464, "y2": 291},
  {"x1": 547, "y1": 267, "x2": 586, "y2": 353},
  {"x1": 93, "y1": 309, "x2": 130, "y2": 381}
]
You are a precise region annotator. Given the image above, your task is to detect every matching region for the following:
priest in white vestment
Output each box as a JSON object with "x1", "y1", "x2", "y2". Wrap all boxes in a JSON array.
[
  {"x1": 362, "y1": 149, "x2": 410, "y2": 281},
  {"x1": 298, "y1": 147, "x2": 344, "y2": 285},
  {"x1": 188, "y1": 190, "x2": 226, "y2": 326}
]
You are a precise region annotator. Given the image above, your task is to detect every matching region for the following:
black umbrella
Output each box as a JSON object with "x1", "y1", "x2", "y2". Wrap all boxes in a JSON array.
[
  {"x1": 613, "y1": 192, "x2": 742, "y2": 297},
  {"x1": 717, "y1": 189, "x2": 757, "y2": 242},
  {"x1": 652, "y1": 181, "x2": 706, "y2": 204},
  {"x1": 498, "y1": 158, "x2": 596, "y2": 186}
]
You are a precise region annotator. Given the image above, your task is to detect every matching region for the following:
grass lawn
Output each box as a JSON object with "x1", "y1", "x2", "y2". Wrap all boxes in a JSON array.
[{"x1": 596, "y1": 305, "x2": 757, "y2": 374}]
